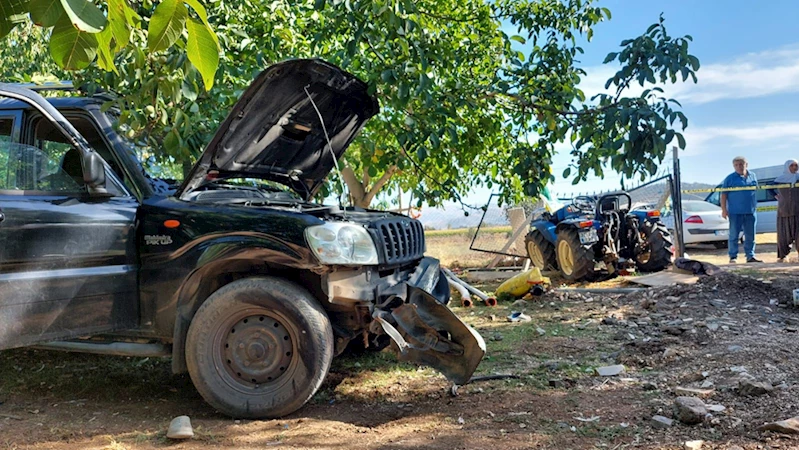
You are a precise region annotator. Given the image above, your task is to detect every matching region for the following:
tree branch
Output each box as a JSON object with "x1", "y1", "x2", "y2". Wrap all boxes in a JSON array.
[
  {"x1": 363, "y1": 165, "x2": 398, "y2": 206},
  {"x1": 340, "y1": 165, "x2": 366, "y2": 202}
]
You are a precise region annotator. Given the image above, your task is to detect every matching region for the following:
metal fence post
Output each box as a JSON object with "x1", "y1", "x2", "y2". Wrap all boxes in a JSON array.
[{"x1": 671, "y1": 146, "x2": 685, "y2": 258}]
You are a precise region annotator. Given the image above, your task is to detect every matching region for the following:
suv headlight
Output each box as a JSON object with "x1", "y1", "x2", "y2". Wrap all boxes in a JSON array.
[{"x1": 305, "y1": 223, "x2": 379, "y2": 265}]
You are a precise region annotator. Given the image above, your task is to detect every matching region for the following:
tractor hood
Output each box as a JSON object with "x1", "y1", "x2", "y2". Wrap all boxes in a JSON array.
[{"x1": 178, "y1": 59, "x2": 379, "y2": 200}]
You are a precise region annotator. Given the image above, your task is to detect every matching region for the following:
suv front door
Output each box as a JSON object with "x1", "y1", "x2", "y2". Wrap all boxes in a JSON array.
[{"x1": 0, "y1": 86, "x2": 139, "y2": 349}]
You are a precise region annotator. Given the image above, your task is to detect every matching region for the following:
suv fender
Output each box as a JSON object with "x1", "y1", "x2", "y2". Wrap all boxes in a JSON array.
[{"x1": 166, "y1": 237, "x2": 323, "y2": 373}]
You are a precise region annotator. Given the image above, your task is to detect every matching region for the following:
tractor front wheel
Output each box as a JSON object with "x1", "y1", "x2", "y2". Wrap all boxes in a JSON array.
[
  {"x1": 555, "y1": 228, "x2": 594, "y2": 281},
  {"x1": 525, "y1": 230, "x2": 557, "y2": 271}
]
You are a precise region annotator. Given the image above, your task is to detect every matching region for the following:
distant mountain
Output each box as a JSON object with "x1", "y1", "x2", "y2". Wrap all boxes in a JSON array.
[{"x1": 680, "y1": 182, "x2": 716, "y2": 201}]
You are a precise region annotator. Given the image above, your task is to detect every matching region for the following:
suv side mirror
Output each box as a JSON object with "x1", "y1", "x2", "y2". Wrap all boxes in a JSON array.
[{"x1": 83, "y1": 151, "x2": 108, "y2": 194}]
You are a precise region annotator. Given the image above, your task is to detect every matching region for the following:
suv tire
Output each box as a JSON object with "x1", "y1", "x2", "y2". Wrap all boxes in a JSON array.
[{"x1": 186, "y1": 277, "x2": 333, "y2": 418}]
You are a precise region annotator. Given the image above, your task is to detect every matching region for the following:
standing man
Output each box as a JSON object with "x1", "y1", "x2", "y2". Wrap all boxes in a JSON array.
[{"x1": 720, "y1": 156, "x2": 762, "y2": 263}]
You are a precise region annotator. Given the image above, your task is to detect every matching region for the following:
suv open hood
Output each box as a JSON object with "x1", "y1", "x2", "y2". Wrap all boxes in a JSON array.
[{"x1": 178, "y1": 59, "x2": 379, "y2": 200}]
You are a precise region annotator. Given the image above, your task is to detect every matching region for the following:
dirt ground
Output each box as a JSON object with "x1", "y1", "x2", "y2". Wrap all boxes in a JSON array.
[{"x1": 3, "y1": 234, "x2": 799, "y2": 449}]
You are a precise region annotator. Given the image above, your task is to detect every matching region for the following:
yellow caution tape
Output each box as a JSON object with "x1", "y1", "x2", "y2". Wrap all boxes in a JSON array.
[
  {"x1": 757, "y1": 205, "x2": 778, "y2": 212},
  {"x1": 680, "y1": 183, "x2": 797, "y2": 194}
]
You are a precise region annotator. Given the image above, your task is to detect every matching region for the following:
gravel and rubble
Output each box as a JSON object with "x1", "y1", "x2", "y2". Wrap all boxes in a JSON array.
[{"x1": 539, "y1": 269, "x2": 799, "y2": 445}]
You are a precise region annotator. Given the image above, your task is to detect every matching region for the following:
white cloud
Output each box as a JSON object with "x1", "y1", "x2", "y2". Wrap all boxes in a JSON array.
[
  {"x1": 682, "y1": 121, "x2": 799, "y2": 155},
  {"x1": 578, "y1": 44, "x2": 799, "y2": 105}
]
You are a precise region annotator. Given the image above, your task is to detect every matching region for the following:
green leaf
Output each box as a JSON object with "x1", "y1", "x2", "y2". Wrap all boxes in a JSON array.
[
  {"x1": 49, "y1": 16, "x2": 98, "y2": 69},
  {"x1": 148, "y1": 0, "x2": 188, "y2": 53},
  {"x1": 367, "y1": 165, "x2": 377, "y2": 177},
  {"x1": 0, "y1": 18, "x2": 14, "y2": 38},
  {"x1": 510, "y1": 35, "x2": 526, "y2": 44},
  {"x1": 687, "y1": 55, "x2": 700, "y2": 70},
  {"x1": 676, "y1": 133, "x2": 686, "y2": 149},
  {"x1": 0, "y1": 0, "x2": 29, "y2": 14},
  {"x1": 181, "y1": 78, "x2": 198, "y2": 101},
  {"x1": 59, "y1": 0, "x2": 107, "y2": 33},
  {"x1": 164, "y1": 129, "x2": 180, "y2": 154},
  {"x1": 562, "y1": 167, "x2": 571, "y2": 178},
  {"x1": 182, "y1": 0, "x2": 219, "y2": 47},
  {"x1": 380, "y1": 69, "x2": 394, "y2": 83},
  {"x1": 106, "y1": 0, "x2": 135, "y2": 49},
  {"x1": 664, "y1": 129, "x2": 674, "y2": 144},
  {"x1": 29, "y1": 0, "x2": 63, "y2": 27},
  {"x1": 186, "y1": 18, "x2": 219, "y2": 90},
  {"x1": 602, "y1": 52, "x2": 617, "y2": 64},
  {"x1": 95, "y1": 26, "x2": 117, "y2": 72}
]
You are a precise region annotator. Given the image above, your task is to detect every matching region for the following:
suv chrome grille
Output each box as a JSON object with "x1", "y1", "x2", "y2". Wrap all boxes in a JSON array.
[{"x1": 372, "y1": 218, "x2": 425, "y2": 265}]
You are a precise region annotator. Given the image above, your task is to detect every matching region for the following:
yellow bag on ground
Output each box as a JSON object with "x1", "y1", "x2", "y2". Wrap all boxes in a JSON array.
[{"x1": 496, "y1": 268, "x2": 551, "y2": 298}]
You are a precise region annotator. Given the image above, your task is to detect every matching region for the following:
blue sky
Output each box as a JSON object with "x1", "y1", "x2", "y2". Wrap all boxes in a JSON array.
[
  {"x1": 550, "y1": 0, "x2": 799, "y2": 196},
  {"x1": 419, "y1": 0, "x2": 799, "y2": 228}
]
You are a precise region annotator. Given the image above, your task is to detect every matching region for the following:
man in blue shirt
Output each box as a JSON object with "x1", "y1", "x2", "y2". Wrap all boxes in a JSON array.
[{"x1": 720, "y1": 156, "x2": 761, "y2": 263}]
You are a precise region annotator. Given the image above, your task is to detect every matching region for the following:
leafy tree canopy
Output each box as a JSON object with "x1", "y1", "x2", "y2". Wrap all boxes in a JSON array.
[{"x1": 0, "y1": 0, "x2": 699, "y2": 210}]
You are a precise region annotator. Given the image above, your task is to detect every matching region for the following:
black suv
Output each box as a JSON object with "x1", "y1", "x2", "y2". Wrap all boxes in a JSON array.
[{"x1": 0, "y1": 59, "x2": 484, "y2": 418}]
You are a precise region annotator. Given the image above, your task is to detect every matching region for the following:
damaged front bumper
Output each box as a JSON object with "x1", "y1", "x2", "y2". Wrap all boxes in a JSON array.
[{"x1": 324, "y1": 257, "x2": 485, "y2": 385}]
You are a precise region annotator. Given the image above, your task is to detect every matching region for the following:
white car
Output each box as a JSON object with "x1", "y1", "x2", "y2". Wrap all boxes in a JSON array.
[{"x1": 663, "y1": 200, "x2": 730, "y2": 248}]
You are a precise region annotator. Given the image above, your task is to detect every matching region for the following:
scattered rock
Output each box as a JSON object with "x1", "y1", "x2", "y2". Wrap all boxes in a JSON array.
[
  {"x1": 675, "y1": 387, "x2": 715, "y2": 398},
  {"x1": 536, "y1": 326, "x2": 546, "y2": 336},
  {"x1": 684, "y1": 440, "x2": 704, "y2": 450},
  {"x1": 709, "y1": 299, "x2": 726, "y2": 308},
  {"x1": 167, "y1": 415, "x2": 194, "y2": 440},
  {"x1": 759, "y1": 416, "x2": 799, "y2": 434},
  {"x1": 651, "y1": 415, "x2": 674, "y2": 428},
  {"x1": 595, "y1": 365, "x2": 625, "y2": 377},
  {"x1": 663, "y1": 347, "x2": 680, "y2": 359},
  {"x1": 511, "y1": 299, "x2": 528, "y2": 308},
  {"x1": 642, "y1": 381, "x2": 659, "y2": 391},
  {"x1": 490, "y1": 333, "x2": 503, "y2": 341},
  {"x1": 727, "y1": 345, "x2": 743, "y2": 352},
  {"x1": 706, "y1": 404, "x2": 726, "y2": 413},
  {"x1": 673, "y1": 397, "x2": 707, "y2": 425},
  {"x1": 738, "y1": 379, "x2": 774, "y2": 396},
  {"x1": 602, "y1": 316, "x2": 619, "y2": 326}
]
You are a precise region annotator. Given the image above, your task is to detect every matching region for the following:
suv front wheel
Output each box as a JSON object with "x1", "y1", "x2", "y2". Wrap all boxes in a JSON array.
[{"x1": 186, "y1": 276, "x2": 334, "y2": 418}]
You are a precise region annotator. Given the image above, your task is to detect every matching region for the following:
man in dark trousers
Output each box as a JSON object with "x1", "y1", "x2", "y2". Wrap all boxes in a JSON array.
[{"x1": 720, "y1": 156, "x2": 762, "y2": 263}]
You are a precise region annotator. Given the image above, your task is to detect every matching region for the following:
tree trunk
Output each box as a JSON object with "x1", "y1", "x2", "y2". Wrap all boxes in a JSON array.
[{"x1": 341, "y1": 164, "x2": 398, "y2": 208}]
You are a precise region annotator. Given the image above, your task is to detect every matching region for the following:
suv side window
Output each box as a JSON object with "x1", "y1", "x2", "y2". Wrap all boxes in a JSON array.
[
  {"x1": 30, "y1": 118, "x2": 87, "y2": 192},
  {"x1": 0, "y1": 117, "x2": 13, "y2": 185},
  {"x1": 33, "y1": 114, "x2": 131, "y2": 193},
  {"x1": 0, "y1": 142, "x2": 83, "y2": 192}
]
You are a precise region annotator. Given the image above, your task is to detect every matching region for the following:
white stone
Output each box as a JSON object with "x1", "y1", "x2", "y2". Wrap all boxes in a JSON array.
[
  {"x1": 595, "y1": 365, "x2": 625, "y2": 376},
  {"x1": 167, "y1": 416, "x2": 194, "y2": 440}
]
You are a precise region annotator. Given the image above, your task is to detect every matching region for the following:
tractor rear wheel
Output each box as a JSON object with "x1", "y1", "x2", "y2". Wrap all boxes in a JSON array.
[
  {"x1": 555, "y1": 228, "x2": 594, "y2": 281},
  {"x1": 524, "y1": 230, "x2": 557, "y2": 270},
  {"x1": 634, "y1": 221, "x2": 674, "y2": 272}
]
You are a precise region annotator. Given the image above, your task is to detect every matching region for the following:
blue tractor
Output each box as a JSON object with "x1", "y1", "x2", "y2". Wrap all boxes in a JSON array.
[{"x1": 525, "y1": 193, "x2": 673, "y2": 281}]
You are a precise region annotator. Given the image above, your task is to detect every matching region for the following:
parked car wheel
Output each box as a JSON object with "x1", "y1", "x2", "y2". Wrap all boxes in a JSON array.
[
  {"x1": 525, "y1": 230, "x2": 558, "y2": 271},
  {"x1": 634, "y1": 222, "x2": 673, "y2": 272},
  {"x1": 555, "y1": 228, "x2": 594, "y2": 281},
  {"x1": 712, "y1": 240, "x2": 728, "y2": 249},
  {"x1": 186, "y1": 277, "x2": 334, "y2": 419}
]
